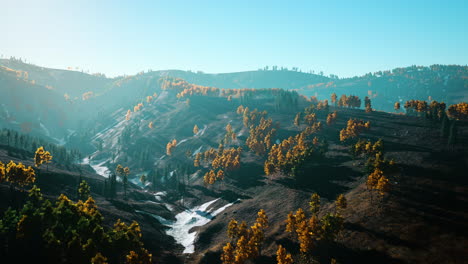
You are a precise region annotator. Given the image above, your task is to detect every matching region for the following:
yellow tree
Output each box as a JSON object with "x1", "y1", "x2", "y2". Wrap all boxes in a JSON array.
[
  {"x1": 331, "y1": 93, "x2": 337, "y2": 106},
  {"x1": 148, "y1": 121, "x2": 154, "y2": 129},
  {"x1": 5, "y1": 161, "x2": 36, "y2": 187},
  {"x1": 193, "y1": 125, "x2": 199, "y2": 135},
  {"x1": 125, "y1": 109, "x2": 132, "y2": 121},
  {"x1": 285, "y1": 212, "x2": 296, "y2": 234},
  {"x1": 194, "y1": 153, "x2": 202, "y2": 167},
  {"x1": 125, "y1": 249, "x2": 152, "y2": 264},
  {"x1": 376, "y1": 176, "x2": 390, "y2": 196},
  {"x1": 166, "y1": 139, "x2": 177, "y2": 156},
  {"x1": 221, "y1": 242, "x2": 235, "y2": 264},
  {"x1": 234, "y1": 236, "x2": 249, "y2": 264},
  {"x1": 91, "y1": 252, "x2": 108, "y2": 264},
  {"x1": 34, "y1": 146, "x2": 52, "y2": 169},
  {"x1": 116, "y1": 164, "x2": 124, "y2": 176},
  {"x1": 335, "y1": 194, "x2": 347, "y2": 214},
  {"x1": 256, "y1": 209, "x2": 268, "y2": 229},
  {"x1": 276, "y1": 245, "x2": 293, "y2": 264},
  {"x1": 227, "y1": 219, "x2": 239, "y2": 240},
  {"x1": 0, "y1": 161, "x2": 6, "y2": 183}
]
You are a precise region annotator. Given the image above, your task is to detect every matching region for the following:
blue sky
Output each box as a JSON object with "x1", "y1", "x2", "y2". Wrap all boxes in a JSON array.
[{"x1": 3, "y1": 0, "x2": 467, "y2": 77}]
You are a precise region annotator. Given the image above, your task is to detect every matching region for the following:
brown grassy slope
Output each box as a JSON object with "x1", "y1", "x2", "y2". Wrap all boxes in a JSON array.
[{"x1": 182, "y1": 108, "x2": 468, "y2": 264}]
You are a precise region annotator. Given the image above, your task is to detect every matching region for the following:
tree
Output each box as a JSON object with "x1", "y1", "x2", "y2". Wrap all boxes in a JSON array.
[
  {"x1": 125, "y1": 249, "x2": 152, "y2": 264},
  {"x1": 91, "y1": 253, "x2": 108, "y2": 264},
  {"x1": 309, "y1": 193, "x2": 321, "y2": 215},
  {"x1": 221, "y1": 242, "x2": 235, "y2": 264},
  {"x1": 0, "y1": 161, "x2": 6, "y2": 183},
  {"x1": 441, "y1": 113, "x2": 450, "y2": 138},
  {"x1": 34, "y1": 146, "x2": 53, "y2": 169},
  {"x1": 365, "y1": 96, "x2": 372, "y2": 112},
  {"x1": 227, "y1": 219, "x2": 239, "y2": 240},
  {"x1": 116, "y1": 165, "x2": 130, "y2": 199},
  {"x1": 123, "y1": 167, "x2": 130, "y2": 199},
  {"x1": 376, "y1": 176, "x2": 390, "y2": 195},
  {"x1": 447, "y1": 102, "x2": 468, "y2": 120},
  {"x1": 0, "y1": 186, "x2": 153, "y2": 263},
  {"x1": 234, "y1": 236, "x2": 249, "y2": 264},
  {"x1": 285, "y1": 212, "x2": 296, "y2": 234},
  {"x1": 5, "y1": 161, "x2": 36, "y2": 187},
  {"x1": 148, "y1": 121, "x2": 153, "y2": 129},
  {"x1": 448, "y1": 120, "x2": 458, "y2": 145},
  {"x1": 193, "y1": 125, "x2": 199, "y2": 135},
  {"x1": 327, "y1": 111, "x2": 337, "y2": 126},
  {"x1": 276, "y1": 245, "x2": 293, "y2": 264},
  {"x1": 394, "y1": 102, "x2": 401, "y2": 111},
  {"x1": 166, "y1": 139, "x2": 177, "y2": 156},
  {"x1": 78, "y1": 180, "x2": 91, "y2": 201},
  {"x1": 256, "y1": 209, "x2": 268, "y2": 229},
  {"x1": 125, "y1": 109, "x2": 132, "y2": 121},
  {"x1": 339, "y1": 119, "x2": 371, "y2": 142},
  {"x1": 335, "y1": 194, "x2": 347, "y2": 214},
  {"x1": 320, "y1": 213, "x2": 343, "y2": 241},
  {"x1": 294, "y1": 112, "x2": 301, "y2": 127},
  {"x1": 331, "y1": 93, "x2": 337, "y2": 106}
]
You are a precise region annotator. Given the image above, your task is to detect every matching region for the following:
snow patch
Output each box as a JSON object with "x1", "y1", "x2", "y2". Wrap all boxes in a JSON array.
[
  {"x1": 82, "y1": 157, "x2": 111, "y2": 178},
  {"x1": 176, "y1": 138, "x2": 188, "y2": 146},
  {"x1": 40, "y1": 122, "x2": 51, "y2": 137},
  {"x1": 196, "y1": 125, "x2": 207, "y2": 136},
  {"x1": 141, "y1": 198, "x2": 238, "y2": 254},
  {"x1": 192, "y1": 146, "x2": 203, "y2": 156}
]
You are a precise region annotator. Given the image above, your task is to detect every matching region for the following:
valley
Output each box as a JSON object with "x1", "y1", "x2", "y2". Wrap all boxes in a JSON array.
[{"x1": 0, "y1": 60, "x2": 467, "y2": 264}]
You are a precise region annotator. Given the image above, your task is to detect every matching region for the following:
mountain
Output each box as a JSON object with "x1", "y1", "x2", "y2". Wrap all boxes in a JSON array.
[{"x1": 0, "y1": 59, "x2": 467, "y2": 263}]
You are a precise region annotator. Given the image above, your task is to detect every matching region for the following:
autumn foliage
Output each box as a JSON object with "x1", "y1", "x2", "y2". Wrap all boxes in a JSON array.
[
  {"x1": 447, "y1": 102, "x2": 468, "y2": 120},
  {"x1": 285, "y1": 193, "x2": 346, "y2": 254},
  {"x1": 199, "y1": 145, "x2": 242, "y2": 185},
  {"x1": 0, "y1": 160, "x2": 36, "y2": 187},
  {"x1": 337, "y1": 94, "x2": 361, "y2": 108},
  {"x1": 276, "y1": 245, "x2": 293, "y2": 264},
  {"x1": 166, "y1": 139, "x2": 177, "y2": 156},
  {"x1": 222, "y1": 210, "x2": 268, "y2": 264},
  {"x1": 339, "y1": 119, "x2": 370, "y2": 141},
  {"x1": 34, "y1": 146, "x2": 53, "y2": 168},
  {"x1": 326, "y1": 111, "x2": 338, "y2": 126}
]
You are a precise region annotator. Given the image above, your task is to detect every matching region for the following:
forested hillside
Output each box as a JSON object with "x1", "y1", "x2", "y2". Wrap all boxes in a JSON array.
[{"x1": 0, "y1": 60, "x2": 467, "y2": 264}]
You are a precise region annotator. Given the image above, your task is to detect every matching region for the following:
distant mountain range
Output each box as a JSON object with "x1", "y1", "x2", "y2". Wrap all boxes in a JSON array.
[{"x1": 0, "y1": 58, "x2": 466, "y2": 144}]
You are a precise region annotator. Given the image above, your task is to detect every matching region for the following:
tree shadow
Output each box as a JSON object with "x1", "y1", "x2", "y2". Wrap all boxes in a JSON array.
[
  {"x1": 198, "y1": 250, "x2": 221, "y2": 264},
  {"x1": 274, "y1": 156, "x2": 360, "y2": 200},
  {"x1": 345, "y1": 222, "x2": 421, "y2": 249},
  {"x1": 230, "y1": 163, "x2": 266, "y2": 189}
]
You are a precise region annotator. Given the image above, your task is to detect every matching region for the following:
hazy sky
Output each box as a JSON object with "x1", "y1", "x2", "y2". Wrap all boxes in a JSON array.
[{"x1": 3, "y1": 0, "x2": 467, "y2": 77}]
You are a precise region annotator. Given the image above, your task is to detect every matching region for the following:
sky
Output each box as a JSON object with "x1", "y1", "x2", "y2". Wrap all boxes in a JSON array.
[{"x1": 3, "y1": 0, "x2": 468, "y2": 77}]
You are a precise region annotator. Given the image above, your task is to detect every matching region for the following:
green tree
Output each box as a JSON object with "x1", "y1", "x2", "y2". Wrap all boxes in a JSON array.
[
  {"x1": 78, "y1": 180, "x2": 91, "y2": 201},
  {"x1": 309, "y1": 193, "x2": 321, "y2": 215}
]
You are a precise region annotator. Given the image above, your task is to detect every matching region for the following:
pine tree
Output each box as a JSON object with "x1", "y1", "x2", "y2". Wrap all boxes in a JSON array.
[
  {"x1": 448, "y1": 121, "x2": 458, "y2": 145},
  {"x1": 227, "y1": 219, "x2": 239, "y2": 240},
  {"x1": 331, "y1": 93, "x2": 337, "y2": 106},
  {"x1": 335, "y1": 194, "x2": 347, "y2": 214},
  {"x1": 294, "y1": 112, "x2": 301, "y2": 127},
  {"x1": 309, "y1": 193, "x2": 321, "y2": 215},
  {"x1": 221, "y1": 242, "x2": 235, "y2": 264},
  {"x1": 276, "y1": 245, "x2": 293, "y2": 264},
  {"x1": 78, "y1": 180, "x2": 91, "y2": 201}
]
